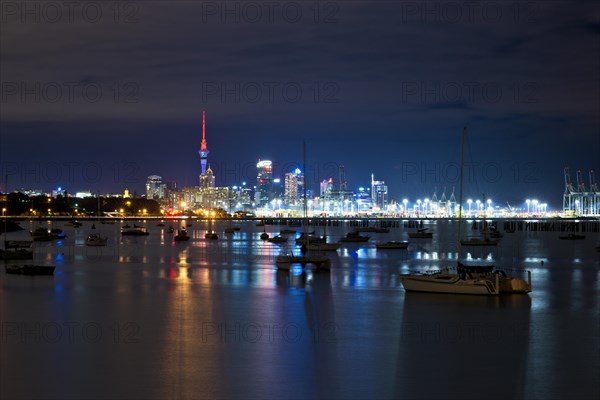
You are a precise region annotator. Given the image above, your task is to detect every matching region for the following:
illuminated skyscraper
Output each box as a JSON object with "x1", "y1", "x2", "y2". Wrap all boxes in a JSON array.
[
  {"x1": 371, "y1": 173, "x2": 388, "y2": 210},
  {"x1": 256, "y1": 160, "x2": 273, "y2": 207},
  {"x1": 199, "y1": 166, "x2": 215, "y2": 188},
  {"x1": 198, "y1": 111, "x2": 209, "y2": 175},
  {"x1": 284, "y1": 168, "x2": 304, "y2": 206},
  {"x1": 146, "y1": 175, "x2": 166, "y2": 199}
]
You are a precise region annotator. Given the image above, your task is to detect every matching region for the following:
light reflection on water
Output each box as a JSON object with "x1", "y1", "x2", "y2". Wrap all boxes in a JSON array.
[{"x1": 1, "y1": 219, "x2": 598, "y2": 399}]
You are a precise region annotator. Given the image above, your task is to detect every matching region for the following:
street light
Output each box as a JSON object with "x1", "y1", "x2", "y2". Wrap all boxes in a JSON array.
[
  {"x1": 1, "y1": 208, "x2": 5, "y2": 217},
  {"x1": 467, "y1": 199, "x2": 472, "y2": 216},
  {"x1": 403, "y1": 199, "x2": 408, "y2": 216},
  {"x1": 526, "y1": 199, "x2": 531, "y2": 215},
  {"x1": 475, "y1": 200, "x2": 481, "y2": 216}
]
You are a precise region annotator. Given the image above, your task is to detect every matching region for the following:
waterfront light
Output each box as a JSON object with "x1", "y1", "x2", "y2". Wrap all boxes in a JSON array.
[
  {"x1": 467, "y1": 199, "x2": 472, "y2": 216},
  {"x1": 526, "y1": 199, "x2": 531, "y2": 215}
]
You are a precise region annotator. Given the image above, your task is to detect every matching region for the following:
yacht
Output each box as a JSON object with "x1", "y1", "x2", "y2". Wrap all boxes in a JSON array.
[{"x1": 400, "y1": 127, "x2": 531, "y2": 296}]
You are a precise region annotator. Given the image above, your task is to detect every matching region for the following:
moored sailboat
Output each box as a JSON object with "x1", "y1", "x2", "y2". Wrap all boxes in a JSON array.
[{"x1": 400, "y1": 128, "x2": 531, "y2": 295}]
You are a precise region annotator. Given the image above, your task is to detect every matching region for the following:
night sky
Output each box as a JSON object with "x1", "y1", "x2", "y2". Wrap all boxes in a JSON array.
[{"x1": 1, "y1": 1, "x2": 598, "y2": 208}]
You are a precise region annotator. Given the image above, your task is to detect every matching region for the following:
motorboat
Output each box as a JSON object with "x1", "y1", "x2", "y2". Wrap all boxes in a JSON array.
[
  {"x1": 5, "y1": 264, "x2": 55, "y2": 275},
  {"x1": 376, "y1": 241, "x2": 409, "y2": 250},
  {"x1": 85, "y1": 234, "x2": 108, "y2": 246}
]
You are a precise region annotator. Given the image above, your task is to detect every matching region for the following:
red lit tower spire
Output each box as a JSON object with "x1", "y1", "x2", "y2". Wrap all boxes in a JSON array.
[{"x1": 199, "y1": 111, "x2": 210, "y2": 175}]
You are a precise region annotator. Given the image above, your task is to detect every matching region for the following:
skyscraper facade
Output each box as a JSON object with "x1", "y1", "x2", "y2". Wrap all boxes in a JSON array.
[
  {"x1": 256, "y1": 160, "x2": 273, "y2": 207},
  {"x1": 371, "y1": 174, "x2": 388, "y2": 210},
  {"x1": 146, "y1": 175, "x2": 166, "y2": 199}
]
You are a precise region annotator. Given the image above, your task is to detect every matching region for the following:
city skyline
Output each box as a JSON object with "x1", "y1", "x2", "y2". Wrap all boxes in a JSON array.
[{"x1": 0, "y1": 2, "x2": 598, "y2": 208}]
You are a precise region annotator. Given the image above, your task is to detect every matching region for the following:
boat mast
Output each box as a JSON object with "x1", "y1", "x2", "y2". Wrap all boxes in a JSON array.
[
  {"x1": 2, "y1": 175, "x2": 6, "y2": 241},
  {"x1": 303, "y1": 141, "x2": 307, "y2": 236},
  {"x1": 457, "y1": 127, "x2": 467, "y2": 259}
]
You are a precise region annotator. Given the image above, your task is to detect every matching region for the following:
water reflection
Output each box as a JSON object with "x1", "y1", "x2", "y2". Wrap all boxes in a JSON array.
[{"x1": 397, "y1": 292, "x2": 532, "y2": 399}]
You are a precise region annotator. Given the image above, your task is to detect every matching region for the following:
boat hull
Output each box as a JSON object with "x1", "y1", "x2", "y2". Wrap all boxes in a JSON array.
[{"x1": 400, "y1": 274, "x2": 498, "y2": 295}]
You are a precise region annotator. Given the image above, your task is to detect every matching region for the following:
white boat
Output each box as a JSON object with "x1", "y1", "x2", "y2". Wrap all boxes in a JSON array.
[
  {"x1": 400, "y1": 269, "x2": 499, "y2": 295},
  {"x1": 85, "y1": 234, "x2": 108, "y2": 246},
  {"x1": 400, "y1": 128, "x2": 531, "y2": 296},
  {"x1": 376, "y1": 241, "x2": 409, "y2": 250}
]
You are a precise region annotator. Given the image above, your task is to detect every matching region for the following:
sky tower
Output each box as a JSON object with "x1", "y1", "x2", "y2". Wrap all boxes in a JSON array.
[{"x1": 198, "y1": 111, "x2": 209, "y2": 175}]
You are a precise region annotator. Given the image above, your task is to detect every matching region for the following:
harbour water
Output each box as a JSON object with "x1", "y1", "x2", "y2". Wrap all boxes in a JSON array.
[{"x1": 1, "y1": 219, "x2": 599, "y2": 399}]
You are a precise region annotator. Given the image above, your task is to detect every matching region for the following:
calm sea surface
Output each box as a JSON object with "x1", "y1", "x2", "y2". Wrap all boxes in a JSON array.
[{"x1": 1, "y1": 219, "x2": 599, "y2": 399}]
